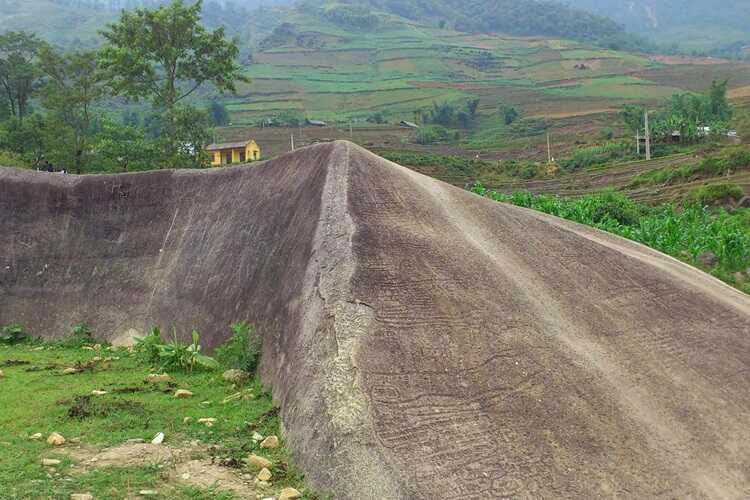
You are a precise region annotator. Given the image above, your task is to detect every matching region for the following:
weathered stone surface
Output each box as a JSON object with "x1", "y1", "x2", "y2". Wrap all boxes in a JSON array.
[
  {"x1": 256, "y1": 467, "x2": 272, "y2": 481},
  {"x1": 47, "y1": 433, "x2": 66, "y2": 446},
  {"x1": 2, "y1": 142, "x2": 750, "y2": 499},
  {"x1": 174, "y1": 390, "x2": 193, "y2": 398},
  {"x1": 278, "y1": 488, "x2": 302, "y2": 500},
  {"x1": 259, "y1": 436, "x2": 278, "y2": 449},
  {"x1": 247, "y1": 454, "x2": 272, "y2": 470}
]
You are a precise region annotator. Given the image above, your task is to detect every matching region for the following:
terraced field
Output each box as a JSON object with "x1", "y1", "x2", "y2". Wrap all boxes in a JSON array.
[{"x1": 229, "y1": 8, "x2": 750, "y2": 130}]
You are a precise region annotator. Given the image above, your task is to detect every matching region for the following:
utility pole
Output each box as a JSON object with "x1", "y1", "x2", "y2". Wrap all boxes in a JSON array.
[
  {"x1": 644, "y1": 109, "x2": 651, "y2": 161},
  {"x1": 349, "y1": 121, "x2": 353, "y2": 139},
  {"x1": 546, "y1": 133, "x2": 552, "y2": 163},
  {"x1": 291, "y1": 133, "x2": 295, "y2": 152}
]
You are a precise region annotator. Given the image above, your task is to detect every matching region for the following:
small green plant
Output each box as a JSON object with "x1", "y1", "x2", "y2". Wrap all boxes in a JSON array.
[
  {"x1": 58, "y1": 323, "x2": 94, "y2": 348},
  {"x1": 157, "y1": 330, "x2": 218, "y2": 372},
  {"x1": 133, "y1": 327, "x2": 164, "y2": 365},
  {"x1": 215, "y1": 322, "x2": 261, "y2": 373},
  {"x1": 0, "y1": 324, "x2": 28, "y2": 345}
]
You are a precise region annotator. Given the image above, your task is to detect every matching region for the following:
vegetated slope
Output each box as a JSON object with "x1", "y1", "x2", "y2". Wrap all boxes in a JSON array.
[
  {"x1": 234, "y1": 7, "x2": 745, "y2": 125},
  {"x1": 315, "y1": 0, "x2": 626, "y2": 44},
  {"x1": 564, "y1": 0, "x2": 750, "y2": 51},
  {"x1": 2, "y1": 142, "x2": 750, "y2": 499}
]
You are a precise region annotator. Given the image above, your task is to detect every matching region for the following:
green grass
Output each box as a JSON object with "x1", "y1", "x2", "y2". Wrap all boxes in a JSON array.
[
  {"x1": 0, "y1": 342, "x2": 315, "y2": 499},
  {"x1": 630, "y1": 147, "x2": 750, "y2": 187},
  {"x1": 689, "y1": 183, "x2": 745, "y2": 205},
  {"x1": 471, "y1": 185, "x2": 750, "y2": 293}
]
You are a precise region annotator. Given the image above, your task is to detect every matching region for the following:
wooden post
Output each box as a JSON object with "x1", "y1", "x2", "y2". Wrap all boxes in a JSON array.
[
  {"x1": 291, "y1": 134, "x2": 295, "y2": 152},
  {"x1": 644, "y1": 110, "x2": 651, "y2": 161}
]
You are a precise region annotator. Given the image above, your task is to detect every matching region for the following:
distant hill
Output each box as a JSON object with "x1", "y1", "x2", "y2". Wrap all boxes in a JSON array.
[
  {"x1": 563, "y1": 0, "x2": 750, "y2": 52},
  {"x1": 310, "y1": 0, "x2": 631, "y2": 45}
]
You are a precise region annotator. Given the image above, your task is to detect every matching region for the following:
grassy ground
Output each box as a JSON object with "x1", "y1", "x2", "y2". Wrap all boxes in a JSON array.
[{"x1": 0, "y1": 341, "x2": 315, "y2": 499}]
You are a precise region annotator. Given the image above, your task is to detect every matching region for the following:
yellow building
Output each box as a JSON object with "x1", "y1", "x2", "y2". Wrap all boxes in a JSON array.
[{"x1": 206, "y1": 140, "x2": 261, "y2": 167}]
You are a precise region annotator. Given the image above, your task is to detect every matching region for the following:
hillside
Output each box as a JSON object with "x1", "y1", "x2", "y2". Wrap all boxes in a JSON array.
[
  {"x1": 229, "y1": 8, "x2": 750, "y2": 128},
  {"x1": 564, "y1": 0, "x2": 750, "y2": 52}
]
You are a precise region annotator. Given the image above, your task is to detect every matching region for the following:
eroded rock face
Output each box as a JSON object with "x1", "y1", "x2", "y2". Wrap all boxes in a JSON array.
[{"x1": 2, "y1": 142, "x2": 750, "y2": 499}]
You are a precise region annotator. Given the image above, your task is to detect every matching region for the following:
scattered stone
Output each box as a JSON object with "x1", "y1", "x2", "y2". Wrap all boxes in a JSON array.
[
  {"x1": 255, "y1": 480, "x2": 271, "y2": 489},
  {"x1": 47, "y1": 433, "x2": 66, "y2": 446},
  {"x1": 138, "y1": 490, "x2": 158, "y2": 496},
  {"x1": 183, "y1": 417, "x2": 193, "y2": 424},
  {"x1": 221, "y1": 392, "x2": 243, "y2": 404},
  {"x1": 81, "y1": 346, "x2": 95, "y2": 351},
  {"x1": 279, "y1": 487, "x2": 302, "y2": 500},
  {"x1": 30, "y1": 433, "x2": 43, "y2": 440},
  {"x1": 70, "y1": 494, "x2": 93, "y2": 500},
  {"x1": 698, "y1": 252, "x2": 719, "y2": 268},
  {"x1": 199, "y1": 400, "x2": 212, "y2": 406},
  {"x1": 42, "y1": 458, "x2": 61, "y2": 466},
  {"x1": 0, "y1": 369, "x2": 4, "y2": 378},
  {"x1": 146, "y1": 374, "x2": 171, "y2": 383},
  {"x1": 197, "y1": 418, "x2": 217, "y2": 427},
  {"x1": 251, "y1": 432, "x2": 264, "y2": 442},
  {"x1": 174, "y1": 389, "x2": 193, "y2": 398},
  {"x1": 222, "y1": 369, "x2": 250, "y2": 383},
  {"x1": 257, "y1": 467, "x2": 272, "y2": 481},
  {"x1": 247, "y1": 454, "x2": 272, "y2": 469},
  {"x1": 126, "y1": 438, "x2": 146, "y2": 444},
  {"x1": 62, "y1": 368, "x2": 80, "y2": 375},
  {"x1": 91, "y1": 390, "x2": 107, "y2": 396},
  {"x1": 260, "y1": 436, "x2": 279, "y2": 449},
  {"x1": 261, "y1": 497, "x2": 275, "y2": 500},
  {"x1": 151, "y1": 432, "x2": 165, "y2": 445},
  {"x1": 181, "y1": 472, "x2": 191, "y2": 480}
]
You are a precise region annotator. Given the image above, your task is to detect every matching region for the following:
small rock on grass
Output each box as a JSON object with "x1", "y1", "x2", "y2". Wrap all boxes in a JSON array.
[
  {"x1": 70, "y1": 494, "x2": 93, "y2": 500},
  {"x1": 197, "y1": 418, "x2": 217, "y2": 427},
  {"x1": 257, "y1": 467, "x2": 272, "y2": 481},
  {"x1": 260, "y1": 436, "x2": 279, "y2": 449},
  {"x1": 247, "y1": 454, "x2": 272, "y2": 469},
  {"x1": 138, "y1": 490, "x2": 158, "y2": 496},
  {"x1": 151, "y1": 432, "x2": 165, "y2": 445},
  {"x1": 42, "y1": 458, "x2": 61, "y2": 466},
  {"x1": 174, "y1": 389, "x2": 193, "y2": 398},
  {"x1": 251, "y1": 432, "x2": 264, "y2": 442},
  {"x1": 30, "y1": 433, "x2": 43, "y2": 440},
  {"x1": 146, "y1": 374, "x2": 171, "y2": 383},
  {"x1": 47, "y1": 433, "x2": 66, "y2": 446},
  {"x1": 222, "y1": 369, "x2": 250, "y2": 383},
  {"x1": 279, "y1": 488, "x2": 302, "y2": 500},
  {"x1": 62, "y1": 368, "x2": 80, "y2": 375},
  {"x1": 0, "y1": 369, "x2": 4, "y2": 378},
  {"x1": 91, "y1": 390, "x2": 107, "y2": 396}
]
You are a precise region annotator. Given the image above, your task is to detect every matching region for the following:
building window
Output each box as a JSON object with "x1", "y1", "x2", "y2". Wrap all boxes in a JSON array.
[{"x1": 239, "y1": 151, "x2": 246, "y2": 163}]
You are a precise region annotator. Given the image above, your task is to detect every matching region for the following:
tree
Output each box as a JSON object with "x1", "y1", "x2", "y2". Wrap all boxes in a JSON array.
[
  {"x1": 499, "y1": 103, "x2": 519, "y2": 125},
  {"x1": 708, "y1": 79, "x2": 732, "y2": 122},
  {"x1": 38, "y1": 48, "x2": 106, "y2": 174},
  {"x1": 96, "y1": 120, "x2": 154, "y2": 172},
  {"x1": 98, "y1": 0, "x2": 246, "y2": 111},
  {"x1": 157, "y1": 105, "x2": 212, "y2": 169},
  {"x1": 209, "y1": 100, "x2": 230, "y2": 126},
  {"x1": 619, "y1": 104, "x2": 645, "y2": 134},
  {"x1": 0, "y1": 32, "x2": 45, "y2": 124},
  {"x1": 98, "y1": 0, "x2": 247, "y2": 166},
  {"x1": 467, "y1": 98, "x2": 480, "y2": 119}
]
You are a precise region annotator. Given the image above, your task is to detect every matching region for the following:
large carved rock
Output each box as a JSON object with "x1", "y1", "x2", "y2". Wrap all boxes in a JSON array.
[{"x1": 2, "y1": 142, "x2": 750, "y2": 498}]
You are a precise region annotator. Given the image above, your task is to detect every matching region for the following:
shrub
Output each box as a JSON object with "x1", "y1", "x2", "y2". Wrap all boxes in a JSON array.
[
  {"x1": 215, "y1": 322, "x2": 261, "y2": 373},
  {"x1": 689, "y1": 184, "x2": 745, "y2": 206},
  {"x1": 58, "y1": 323, "x2": 94, "y2": 348},
  {"x1": 156, "y1": 330, "x2": 219, "y2": 373},
  {"x1": 415, "y1": 125, "x2": 454, "y2": 145},
  {"x1": 134, "y1": 327, "x2": 164, "y2": 365},
  {"x1": 0, "y1": 324, "x2": 28, "y2": 344}
]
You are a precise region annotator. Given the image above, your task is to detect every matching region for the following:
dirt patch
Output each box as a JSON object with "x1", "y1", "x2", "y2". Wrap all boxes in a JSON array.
[
  {"x1": 65, "y1": 395, "x2": 147, "y2": 420},
  {"x1": 171, "y1": 459, "x2": 257, "y2": 499}
]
